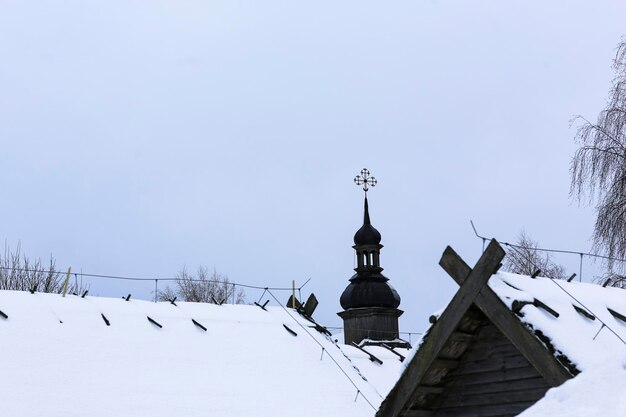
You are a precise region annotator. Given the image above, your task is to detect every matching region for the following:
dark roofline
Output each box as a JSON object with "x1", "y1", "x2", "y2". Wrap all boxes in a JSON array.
[{"x1": 376, "y1": 240, "x2": 574, "y2": 417}]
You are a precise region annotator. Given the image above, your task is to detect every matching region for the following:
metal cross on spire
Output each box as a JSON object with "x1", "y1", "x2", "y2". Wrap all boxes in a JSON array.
[{"x1": 354, "y1": 168, "x2": 377, "y2": 194}]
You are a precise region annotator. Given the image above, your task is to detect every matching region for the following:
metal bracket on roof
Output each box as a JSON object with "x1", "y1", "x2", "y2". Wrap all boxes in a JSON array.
[
  {"x1": 29, "y1": 285, "x2": 37, "y2": 294},
  {"x1": 192, "y1": 318, "x2": 207, "y2": 331},
  {"x1": 283, "y1": 324, "x2": 297, "y2": 336},
  {"x1": 254, "y1": 300, "x2": 269, "y2": 311},
  {"x1": 286, "y1": 294, "x2": 302, "y2": 310},
  {"x1": 502, "y1": 280, "x2": 522, "y2": 291},
  {"x1": 169, "y1": 297, "x2": 177, "y2": 306},
  {"x1": 0, "y1": 310, "x2": 8, "y2": 320},
  {"x1": 147, "y1": 316, "x2": 162, "y2": 328},
  {"x1": 381, "y1": 343, "x2": 405, "y2": 362},
  {"x1": 124, "y1": 294, "x2": 131, "y2": 301},
  {"x1": 351, "y1": 342, "x2": 383, "y2": 365},
  {"x1": 211, "y1": 296, "x2": 225, "y2": 306},
  {"x1": 512, "y1": 298, "x2": 559, "y2": 318},
  {"x1": 608, "y1": 307, "x2": 626, "y2": 323},
  {"x1": 573, "y1": 305, "x2": 595, "y2": 321},
  {"x1": 81, "y1": 290, "x2": 88, "y2": 298},
  {"x1": 531, "y1": 269, "x2": 542, "y2": 278},
  {"x1": 311, "y1": 322, "x2": 332, "y2": 336},
  {"x1": 287, "y1": 293, "x2": 318, "y2": 319},
  {"x1": 101, "y1": 313, "x2": 110, "y2": 326}
]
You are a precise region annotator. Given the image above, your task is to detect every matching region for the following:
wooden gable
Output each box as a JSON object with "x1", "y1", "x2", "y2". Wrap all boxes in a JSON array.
[{"x1": 376, "y1": 240, "x2": 576, "y2": 417}]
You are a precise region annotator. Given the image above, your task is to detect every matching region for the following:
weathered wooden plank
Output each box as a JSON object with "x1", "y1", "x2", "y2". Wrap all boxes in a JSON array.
[
  {"x1": 415, "y1": 385, "x2": 445, "y2": 395},
  {"x1": 431, "y1": 358, "x2": 460, "y2": 369},
  {"x1": 447, "y1": 322, "x2": 536, "y2": 376},
  {"x1": 437, "y1": 387, "x2": 548, "y2": 408},
  {"x1": 438, "y1": 339, "x2": 473, "y2": 361},
  {"x1": 447, "y1": 365, "x2": 541, "y2": 386},
  {"x1": 452, "y1": 354, "x2": 535, "y2": 375},
  {"x1": 422, "y1": 366, "x2": 455, "y2": 387},
  {"x1": 456, "y1": 341, "x2": 521, "y2": 362},
  {"x1": 406, "y1": 392, "x2": 439, "y2": 411},
  {"x1": 474, "y1": 322, "x2": 507, "y2": 338},
  {"x1": 437, "y1": 329, "x2": 542, "y2": 395},
  {"x1": 443, "y1": 377, "x2": 548, "y2": 397},
  {"x1": 404, "y1": 410, "x2": 433, "y2": 417},
  {"x1": 448, "y1": 330, "x2": 474, "y2": 343},
  {"x1": 376, "y1": 240, "x2": 505, "y2": 417},
  {"x1": 465, "y1": 335, "x2": 520, "y2": 350},
  {"x1": 454, "y1": 321, "x2": 482, "y2": 335},
  {"x1": 439, "y1": 247, "x2": 573, "y2": 387},
  {"x1": 432, "y1": 401, "x2": 537, "y2": 417}
]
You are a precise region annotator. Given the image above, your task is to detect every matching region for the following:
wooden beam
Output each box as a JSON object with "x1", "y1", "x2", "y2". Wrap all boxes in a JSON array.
[
  {"x1": 449, "y1": 330, "x2": 474, "y2": 343},
  {"x1": 376, "y1": 240, "x2": 505, "y2": 417},
  {"x1": 439, "y1": 247, "x2": 573, "y2": 387},
  {"x1": 415, "y1": 385, "x2": 445, "y2": 395},
  {"x1": 431, "y1": 358, "x2": 460, "y2": 369},
  {"x1": 404, "y1": 410, "x2": 433, "y2": 417}
]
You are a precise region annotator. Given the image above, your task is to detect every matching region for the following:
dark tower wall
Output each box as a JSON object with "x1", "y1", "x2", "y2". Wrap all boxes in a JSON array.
[{"x1": 338, "y1": 307, "x2": 403, "y2": 344}]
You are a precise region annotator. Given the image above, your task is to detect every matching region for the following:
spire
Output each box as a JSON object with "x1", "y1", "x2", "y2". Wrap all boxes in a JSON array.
[
  {"x1": 363, "y1": 196, "x2": 371, "y2": 225},
  {"x1": 353, "y1": 170, "x2": 381, "y2": 246}
]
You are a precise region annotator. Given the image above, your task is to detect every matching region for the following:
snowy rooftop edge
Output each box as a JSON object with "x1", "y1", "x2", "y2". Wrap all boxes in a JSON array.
[{"x1": 0, "y1": 290, "x2": 408, "y2": 417}]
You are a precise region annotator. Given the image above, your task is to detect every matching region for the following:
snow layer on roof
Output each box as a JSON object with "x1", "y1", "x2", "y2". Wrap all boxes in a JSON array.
[
  {"x1": 0, "y1": 291, "x2": 406, "y2": 417},
  {"x1": 489, "y1": 272, "x2": 626, "y2": 416},
  {"x1": 489, "y1": 272, "x2": 626, "y2": 372}
]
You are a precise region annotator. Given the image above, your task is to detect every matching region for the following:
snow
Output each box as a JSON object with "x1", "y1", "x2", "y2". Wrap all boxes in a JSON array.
[
  {"x1": 0, "y1": 291, "x2": 407, "y2": 417},
  {"x1": 488, "y1": 272, "x2": 626, "y2": 416},
  {"x1": 517, "y1": 360, "x2": 626, "y2": 417}
]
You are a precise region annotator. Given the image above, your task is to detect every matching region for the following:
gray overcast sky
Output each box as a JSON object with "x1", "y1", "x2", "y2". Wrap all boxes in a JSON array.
[{"x1": 1, "y1": 1, "x2": 625, "y2": 333}]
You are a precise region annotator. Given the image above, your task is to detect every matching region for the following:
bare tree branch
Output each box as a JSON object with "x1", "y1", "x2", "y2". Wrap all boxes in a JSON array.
[
  {"x1": 158, "y1": 266, "x2": 246, "y2": 304},
  {"x1": 503, "y1": 231, "x2": 568, "y2": 280},
  {"x1": 571, "y1": 39, "x2": 626, "y2": 272},
  {"x1": 0, "y1": 242, "x2": 86, "y2": 294}
]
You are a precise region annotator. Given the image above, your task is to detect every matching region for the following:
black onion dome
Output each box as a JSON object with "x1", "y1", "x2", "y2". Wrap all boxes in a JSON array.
[
  {"x1": 340, "y1": 280, "x2": 401, "y2": 310},
  {"x1": 353, "y1": 197, "x2": 381, "y2": 245}
]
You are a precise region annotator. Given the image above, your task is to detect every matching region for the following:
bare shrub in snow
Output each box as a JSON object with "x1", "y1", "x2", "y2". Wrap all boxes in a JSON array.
[
  {"x1": 597, "y1": 271, "x2": 626, "y2": 289},
  {"x1": 0, "y1": 242, "x2": 83, "y2": 294},
  {"x1": 158, "y1": 266, "x2": 246, "y2": 304},
  {"x1": 503, "y1": 231, "x2": 568, "y2": 280},
  {"x1": 571, "y1": 40, "x2": 626, "y2": 273}
]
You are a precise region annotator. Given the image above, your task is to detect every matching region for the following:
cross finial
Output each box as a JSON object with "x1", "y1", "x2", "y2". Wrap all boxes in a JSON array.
[{"x1": 354, "y1": 168, "x2": 377, "y2": 194}]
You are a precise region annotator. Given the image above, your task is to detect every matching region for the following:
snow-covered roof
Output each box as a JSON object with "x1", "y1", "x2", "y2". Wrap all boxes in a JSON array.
[
  {"x1": 489, "y1": 272, "x2": 626, "y2": 416},
  {"x1": 0, "y1": 290, "x2": 407, "y2": 417}
]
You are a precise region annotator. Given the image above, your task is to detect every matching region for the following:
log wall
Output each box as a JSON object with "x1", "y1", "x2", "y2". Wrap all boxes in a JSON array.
[{"x1": 430, "y1": 322, "x2": 550, "y2": 417}]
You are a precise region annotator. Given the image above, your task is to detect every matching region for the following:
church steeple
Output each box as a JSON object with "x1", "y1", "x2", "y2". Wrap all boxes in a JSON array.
[
  {"x1": 338, "y1": 169, "x2": 404, "y2": 346},
  {"x1": 363, "y1": 196, "x2": 372, "y2": 225},
  {"x1": 340, "y1": 193, "x2": 400, "y2": 310}
]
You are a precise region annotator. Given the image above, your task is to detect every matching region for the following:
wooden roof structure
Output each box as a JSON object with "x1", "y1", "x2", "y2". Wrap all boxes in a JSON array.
[{"x1": 376, "y1": 240, "x2": 577, "y2": 417}]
